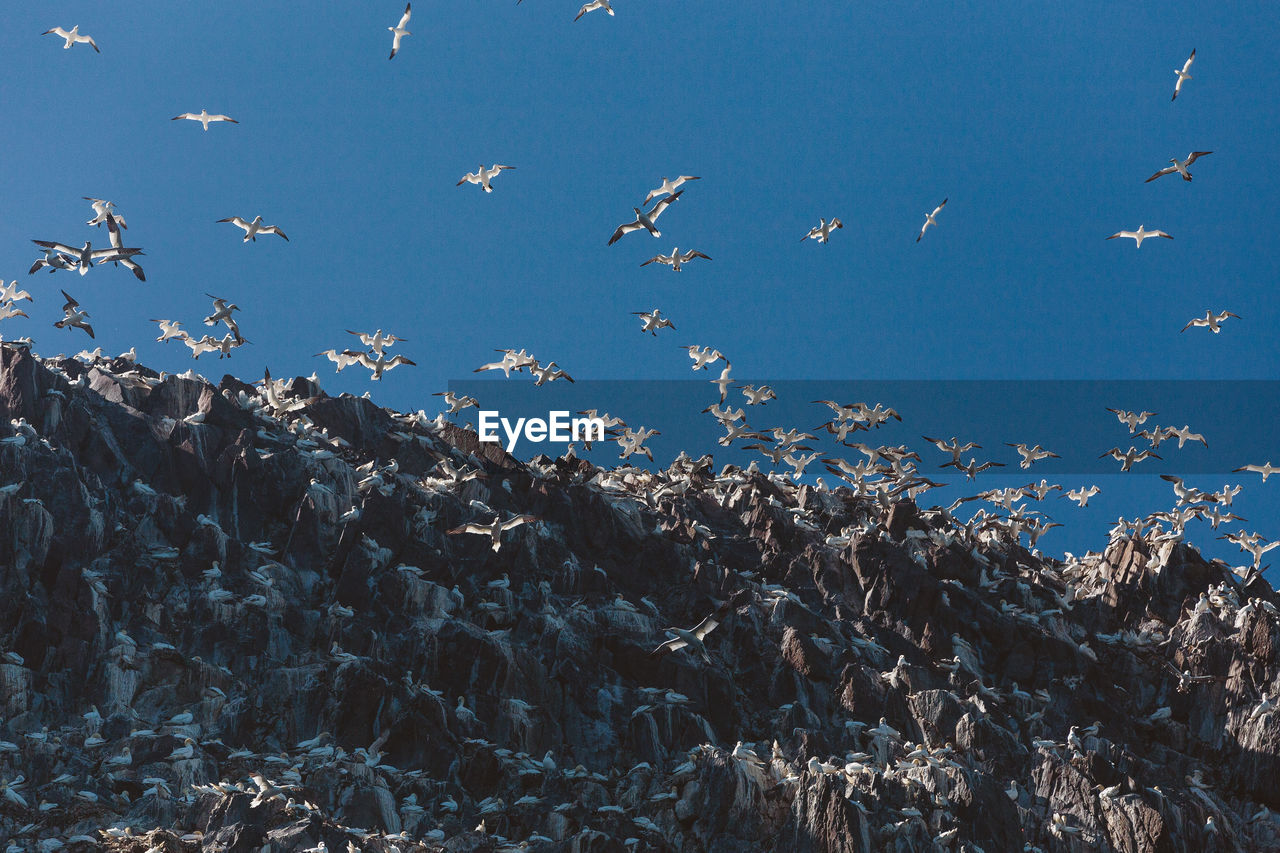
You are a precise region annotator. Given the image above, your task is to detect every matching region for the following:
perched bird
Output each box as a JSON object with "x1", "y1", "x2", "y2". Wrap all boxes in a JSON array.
[
  {"x1": 388, "y1": 3, "x2": 412, "y2": 58},
  {"x1": 1181, "y1": 310, "x2": 1240, "y2": 334},
  {"x1": 802, "y1": 218, "x2": 843, "y2": 244},
  {"x1": 640, "y1": 248, "x2": 711, "y2": 271},
  {"x1": 575, "y1": 0, "x2": 615, "y2": 21},
  {"x1": 608, "y1": 191, "x2": 683, "y2": 245},
  {"x1": 43, "y1": 25, "x2": 99, "y2": 52},
  {"x1": 458, "y1": 164, "x2": 516, "y2": 193},
  {"x1": 917, "y1": 198, "x2": 947, "y2": 242},
  {"x1": 633, "y1": 309, "x2": 675, "y2": 335},
  {"x1": 54, "y1": 290, "x2": 94, "y2": 338},
  {"x1": 1106, "y1": 225, "x2": 1172, "y2": 247},
  {"x1": 651, "y1": 601, "x2": 731, "y2": 663},
  {"x1": 644, "y1": 175, "x2": 699, "y2": 205},
  {"x1": 217, "y1": 216, "x2": 288, "y2": 242},
  {"x1": 172, "y1": 110, "x2": 238, "y2": 131},
  {"x1": 1145, "y1": 151, "x2": 1212, "y2": 183},
  {"x1": 1171, "y1": 48, "x2": 1195, "y2": 101}
]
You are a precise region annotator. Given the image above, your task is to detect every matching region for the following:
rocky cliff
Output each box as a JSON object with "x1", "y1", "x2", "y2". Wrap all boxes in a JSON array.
[{"x1": 2, "y1": 343, "x2": 1280, "y2": 853}]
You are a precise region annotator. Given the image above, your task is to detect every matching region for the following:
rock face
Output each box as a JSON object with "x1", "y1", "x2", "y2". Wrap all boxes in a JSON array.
[{"x1": 2, "y1": 344, "x2": 1280, "y2": 852}]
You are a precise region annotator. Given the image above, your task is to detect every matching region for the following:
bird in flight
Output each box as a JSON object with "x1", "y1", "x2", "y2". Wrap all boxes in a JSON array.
[
  {"x1": 1106, "y1": 408, "x2": 1157, "y2": 433},
  {"x1": 84, "y1": 198, "x2": 126, "y2": 229},
  {"x1": 644, "y1": 176, "x2": 699, "y2": 206},
  {"x1": 1100, "y1": 447, "x2": 1161, "y2": 471},
  {"x1": 172, "y1": 110, "x2": 238, "y2": 131},
  {"x1": 917, "y1": 199, "x2": 947, "y2": 242},
  {"x1": 1234, "y1": 462, "x2": 1279, "y2": 482},
  {"x1": 608, "y1": 191, "x2": 683, "y2": 245},
  {"x1": 43, "y1": 25, "x2": 99, "y2": 52},
  {"x1": 204, "y1": 294, "x2": 244, "y2": 343},
  {"x1": 650, "y1": 601, "x2": 730, "y2": 664},
  {"x1": 448, "y1": 514, "x2": 538, "y2": 552},
  {"x1": 640, "y1": 248, "x2": 711, "y2": 272},
  {"x1": 388, "y1": 4, "x2": 411, "y2": 59},
  {"x1": 802, "y1": 218, "x2": 843, "y2": 244},
  {"x1": 31, "y1": 237, "x2": 141, "y2": 276},
  {"x1": 633, "y1": 309, "x2": 675, "y2": 335},
  {"x1": 1106, "y1": 225, "x2": 1172, "y2": 248},
  {"x1": 218, "y1": 216, "x2": 288, "y2": 242},
  {"x1": 1171, "y1": 48, "x2": 1195, "y2": 101},
  {"x1": 357, "y1": 351, "x2": 416, "y2": 381},
  {"x1": 457, "y1": 164, "x2": 515, "y2": 193},
  {"x1": 1181, "y1": 310, "x2": 1240, "y2": 334},
  {"x1": 103, "y1": 213, "x2": 145, "y2": 282},
  {"x1": 54, "y1": 291, "x2": 94, "y2": 338},
  {"x1": 1145, "y1": 151, "x2": 1212, "y2": 183},
  {"x1": 575, "y1": 0, "x2": 615, "y2": 22}
]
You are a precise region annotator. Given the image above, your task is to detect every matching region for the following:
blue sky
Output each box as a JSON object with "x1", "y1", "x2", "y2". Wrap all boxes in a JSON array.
[{"x1": 2, "y1": 2, "x2": 1278, "y2": 571}]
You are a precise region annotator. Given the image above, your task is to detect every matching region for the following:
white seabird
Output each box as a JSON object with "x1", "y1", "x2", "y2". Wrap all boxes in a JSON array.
[
  {"x1": 152, "y1": 319, "x2": 186, "y2": 342},
  {"x1": 1146, "y1": 151, "x2": 1212, "y2": 183},
  {"x1": 644, "y1": 175, "x2": 699, "y2": 205},
  {"x1": 347, "y1": 328, "x2": 407, "y2": 354},
  {"x1": 0, "y1": 282, "x2": 32, "y2": 305},
  {"x1": 575, "y1": 0, "x2": 615, "y2": 21},
  {"x1": 1100, "y1": 446, "x2": 1161, "y2": 471},
  {"x1": 802, "y1": 218, "x2": 843, "y2": 244},
  {"x1": 54, "y1": 291, "x2": 94, "y2": 338},
  {"x1": 1107, "y1": 225, "x2": 1172, "y2": 247},
  {"x1": 1171, "y1": 48, "x2": 1195, "y2": 101},
  {"x1": 204, "y1": 294, "x2": 243, "y2": 342},
  {"x1": 84, "y1": 198, "x2": 125, "y2": 229},
  {"x1": 218, "y1": 216, "x2": 288, "y2": 242},
  {"x1": 172, "y1": 110, "x2": 238, "y2": 131},
  {"x1": 633, "y1": 309, "x2": 675, "y2": 335},
  {"x1": 388, "y1": 3, "x2": 412, "y2": 59},
  {"x1": 917, "y1": 198, "x2": 947, "y2": 242},
  {"x1": 1233, "y1": 462, "x2": 1279, "y2": 482},
  {"x1": 1181, "y1": 310, "x2": 1239, "y2": 334},
  {"x1": 608, "y1": 190, "x2": 683, "y2": 245},
  {"x1": 650, "y1": 601, "x2": 730, "y2": 663},
  {"x1": 104, "y1": 213, "x2": 145, "y2": 281},
  {"x1": 458, "y1": 164, "x2": 515, "y2": 193},
  {"x1": 31, "y1": 237, "x2": 142, "y2": 276},
  {"x1": 640, "y1": 247, "x2": 711, "y2": 271},
  {"x1": 43, "y1": 25, "x2": 99, "y2": 52},
  {"x1": 448, "y1": 514, "x2": 539, "y2": 551},
  {"x1": 357, "y1": 351, "x2": 416, "y2": 380}
]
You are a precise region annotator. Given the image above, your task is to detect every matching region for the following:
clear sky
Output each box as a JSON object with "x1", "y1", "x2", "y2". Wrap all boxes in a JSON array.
[{"x1": 2, "y1": 2, "x2": 1278, "y2": 573}]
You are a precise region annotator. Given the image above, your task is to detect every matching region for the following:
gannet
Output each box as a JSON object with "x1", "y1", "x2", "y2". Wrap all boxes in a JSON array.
[
  {"x1": 0, "y1": 304, "x2": 28, "y2": 323},
  {"x1": 1180, "y1": 309, "x2": 1239, "y2": 333},
  {"x1": 644, "y1": 176, "x2": 699, "y2": 205},
  {"x1": 356, "y1": 351, "x2": 415, "y2": 380},
  {"x1": 165, "y1": 738, "x2": 196, "y2": 761},
  {"x1": 1166, "y1": 425, "x2": 1208, "y2": 448},
  {"x1": 172, "y1": 110, "x2": 238, "y2": 131},
  {"x1": 432, "y1": 390, "x2": 478, "y2": 414},
  {"x1": 1106, "y1": 408, "x2": 1156, "y2": 432},
  {"x1": 650, "y1": 601, "x2": 730, "y2": 663},
  {"x1": 457, "y1": 163, "x2": 515, "y2": 193},
  {"x1": 346, "y1": 328, "x2": 407, "y2": 353},
  {"x1": 101, "y1": 213, "x2": 145, "y2": 281},
  {"x1": 683, "y1": 345, "x2": 724, "y2": 370},
  {"x1": 1063, "y1": 485, "x2": 1100, "y2": 507},
  {"x1": 31, "y1": 237, "x2": 142, "y2": 275},
  {"x1": 608, "y1": 190, "x2": 683, "y2": 244},
  {"x1": 1234, "y1": 461, "x2": 1279, "y2": 482},
  {"x1": 84, "y1": 198, "x2": 125, "y2": 229},
  {"x1": 640, "y1": 247, "x2": 711, "y2": 271},
  {"x1": 941, "y1": 457, "x2": 1004, "y2": 479},
  {"x1": 388, "y1": 3, "x2": 411, "y2": 59},
  {"x1": 531, "y1": 361, "x2": 573, "y2": 385},
  {"x1": 28, "y1": 248, "x2": 78, "y2": 274},
  {"x1": 633, "y1": 309, "x2": 675, "y2": 335},
  {"x1": 54, "y1": 291, "x2": 94, "y2": 338},
  {"x1": 802, "y1": 218, "x2": 843, "y2": 243},
  {"x1": 917, "y1": 198, "x2": 947, "y2": 242},
  {"x1": 740, "y1": 384, "x2": 776, "y2": 405},
  {"x1": 217, "y1": 215, "x2": 288, "y2": 242},
  {"x1": 184, "y1": 335, "x2": 217, "y2": 359},
  {"x1": 152, "y1": 319, "x2": 185, "y2": 342},
  {"x1": 1171, "y1": 48, "x2": 1195, "y2": 100},
  {"x1": 1106, "y1": 225, "x2": 1172, "y2": 247},
  {"x1": 0, "y1": 283, "x2": 29, "y2": 305},
  {"x1": 1146, "y1": 150, "x2": 1212, "y2": 183},
  {"x1": 575, "y1": 0, "x2": 615, "y2": 21},
  {"x1": 1100, "y1": 446, "x2": 1161, "y2": 471},
  {"x1": 204, "y1": 294, "x2": 243, "y2": 342},
  {"x1": 448, "y1": 514, "x2": 538, "y2": 551},
  {"x1": 1005, "y1": 443, "x2": 1059, "y2": 469},
  {"x1": 43, "y1": 25, "x2": 99, "y2": 52}
]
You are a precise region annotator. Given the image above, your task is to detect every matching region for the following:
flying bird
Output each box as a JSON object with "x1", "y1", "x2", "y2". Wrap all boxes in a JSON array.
[
  {"x1": 1106, "y1": 225, "x2": 1172, "y2": 248},
  {"x1": 54, "y1": 291, "x2": 94, "y2": 338},
  {"x1": 1181, "y1": 310, "x2": 1239, "y2": 334},
  {"x1": 1006, "y1": 443, "x2": 1060, "y2": 469},
  {"x1": 651, "y1": 601, "x2": 730, "y2": 664},
  {"x1": 84, "y1": 198, "x2": 125, "y2": 229},
  {"x1": 448, "y1": 514, "x2": 539, "y2": 552},
  {"x1": 204, "y1": 294, "x2": 243, "y2": 342},
  {"x1": 575, "y1": 0, "x2": 615, "y2": 21},
  {"x1": 633, "y1": 309, "x2": 675, "y2": 335},
  {"x1": 802, "y1": 218, "x2": 843, "y2": 243},
  {"x1": 31, "y1": 237, "x2": 141, "y2": 276},
  {"x1": 1106, "y1": 408, "x2": 1157, "y2": 432},
  {"x1": 103, "y1": 213, "x2": 145, "y2": 281},
  {"x1": 917, "y1": 198, "x2": 947, "y2": 242},
  {"x1": 152, "y1": 319, "x2": 186, "y2": 343},
  {"x1": 644, "y1": 176, "x2": 699, "y2": 205},
  {"x1": 1100, "y1": 447, "x2": 1161, "y2": 471},
  {"x1": 356, "y1": 351, "x2": 416, "y2": 380},
  {"x1": 1234, "y1": 462, "x2": 1279, "y2": 482},
  {"x1": 608, "y1": 191, "x2": 683, "y2": 245},
  {"x1": 218, "y1": 216, "x2": 288, "y2": 242},
  {"x1": 1145, "y1": 151, "x2": 1212, "y2": 183},
  {"x1": 347, "y1": 329, "x2": 407, "y2": 354},
  {"x1": 43, "y1": 25, "x2": 99, "y2": 52},
  {"x1": 315, "y1": 349, "x2": 365, "y2": 373},
  {"x1": 388, "y1": 4, "x2": 412, "y2": 59},
  {"x1": 457, "y1": 164, "x2": 515, "y2": 193},
  {"x1": 172, "y1": 110, "x2": 238, "y2": 131},
  {"x1": 640, "y1": 248, "x2": 711, "y2": 272},
  {"x1": 1171, "y1": 48, "x2": 1195, "y2": 101},
  {"x1": 0, "y1": 282, "x2": 33, "y2": 304}
]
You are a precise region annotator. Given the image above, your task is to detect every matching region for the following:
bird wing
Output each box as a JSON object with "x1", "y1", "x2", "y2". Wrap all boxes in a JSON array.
[
  {"x1": 651, "y1": 636, "x2": 688, "y2": 655},
  {"x1": 501, "y1": 514, "x2": 538, "y2": 530},
  {"x1": 1186, "y1": 151, "x2": 1212, "y2": 164},
  {"x1": 648, "y1": 190, "x2": 683, "y2": 221},
  {"x1": 608, "y1": 221, "x2": 642, "y2": 245},
  {"x1": 1145, "y1": 165, "x2": 1176, "y2": 183},
  {"x1": 173, "y1": 113, "x2": 198, "y2": 121},
  {"x1": 33, "y1": 240, "x2": 78, "y2": 254},
  {"x1": 261, "y1": 225, "x2": 288, "y2": 240},
  {"x1": 399, "y1": 3, "x2": 412, "y2": 28},
  {"x1": 691, "y1": 601, "x2": 731, "y2": 640}
]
